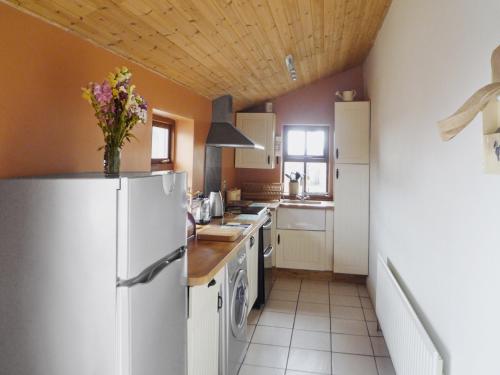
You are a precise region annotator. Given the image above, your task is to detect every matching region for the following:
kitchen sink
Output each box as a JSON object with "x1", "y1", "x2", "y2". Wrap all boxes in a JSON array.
[{"x1": 280, "y1": 199, "x2": 323, "y2": 205}]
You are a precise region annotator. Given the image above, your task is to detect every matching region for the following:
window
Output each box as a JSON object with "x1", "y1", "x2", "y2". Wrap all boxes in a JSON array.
[
  {"x1": 151, "y1": 116, "x2": 174, "y2": 171},
  {"x1": 283, "y1": 125, "x2": 329, "y2": 195}
]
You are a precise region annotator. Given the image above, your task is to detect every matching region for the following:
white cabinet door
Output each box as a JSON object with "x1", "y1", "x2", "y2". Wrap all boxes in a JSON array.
[
  {"x1": 187, "y1": 268, "x2": 224, "y2": 375},
  {"x1": 246, "y1": 234, "x2": 259, "y2": 310},
  {"x1": 276, "y1": 230, "x2": 328, "y2": 271},
  {"x1": 235, "y1": 113, "x2": 275, "y2": 169},
  {"x1": 334, "y1": 164, "x2": 369, "y2": 275},
  {"x1": 334, "y1": 102, "x2": 370, "y2": 164}
]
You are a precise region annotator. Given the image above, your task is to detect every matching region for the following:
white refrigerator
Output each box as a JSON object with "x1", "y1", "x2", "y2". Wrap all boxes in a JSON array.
[{"x1": 0, "y1": 172, "x2": 188, "y2": 375}]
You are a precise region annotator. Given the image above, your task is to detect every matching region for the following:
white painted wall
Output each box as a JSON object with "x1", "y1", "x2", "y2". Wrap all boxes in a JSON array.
[{"x1": 364, "y1": 1, "x2": 500, "y2": 374}]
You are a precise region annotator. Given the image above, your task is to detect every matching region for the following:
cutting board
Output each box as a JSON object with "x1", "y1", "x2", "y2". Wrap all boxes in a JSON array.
[{"x1": 196, "y1": 225, "x2": 244, "y2": 242}]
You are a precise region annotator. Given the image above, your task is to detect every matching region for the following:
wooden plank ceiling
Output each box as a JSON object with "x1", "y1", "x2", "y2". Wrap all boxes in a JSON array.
[{"x1": 7, "y1": 0, "x2": 391, "y2": 110}]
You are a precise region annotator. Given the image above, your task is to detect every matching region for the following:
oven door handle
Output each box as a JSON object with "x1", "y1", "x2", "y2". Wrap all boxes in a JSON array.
[
  {"x1": 262, "y1": 219, "x2": 273, "y2": 229},
  {"x1": 263, "y1": 245, "x2": 273, "y2": 258}
]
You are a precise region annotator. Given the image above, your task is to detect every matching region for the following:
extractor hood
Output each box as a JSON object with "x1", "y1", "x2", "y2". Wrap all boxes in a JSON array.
[
  {"x1": 205, "y1": 95, "x2": 263, "y2": 149},
  {"x1": 206, "y1": 122, "x2": 264, "y2": 149}
]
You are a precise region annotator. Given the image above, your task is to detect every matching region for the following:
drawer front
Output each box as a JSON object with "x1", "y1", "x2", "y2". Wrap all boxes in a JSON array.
[{"x1": 277, "y1": 207, "x2": 326, "y2": 231}]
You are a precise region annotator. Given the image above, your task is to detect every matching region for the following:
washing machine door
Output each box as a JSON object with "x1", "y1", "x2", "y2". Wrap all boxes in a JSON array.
[{"x1": 230, "y1": 269, "x2": 249, "y2": 338}]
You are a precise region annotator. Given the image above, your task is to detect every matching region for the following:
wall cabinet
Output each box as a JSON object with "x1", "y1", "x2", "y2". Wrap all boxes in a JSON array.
[
  {"x1": 334, "y1": 102, "x2": 370, "y2": 164},
  {"x1": 246, "y1": 233, "x2": 259, "y2": 310},
  {"x1": 187, "y1": 268, "x2": 224, "y2": 375},
  {"x1": 235, "y1": 113, "x2": 275, "y2": 169}
]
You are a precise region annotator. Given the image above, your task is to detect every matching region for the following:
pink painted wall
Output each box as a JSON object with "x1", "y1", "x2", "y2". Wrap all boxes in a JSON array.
[{"x1": 234, "y1": 66, "x2": 364, "y2": 196}]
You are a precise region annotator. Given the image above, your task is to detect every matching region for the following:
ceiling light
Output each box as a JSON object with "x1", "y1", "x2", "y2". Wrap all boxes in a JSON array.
[{"x1": 285, "y1": 55, "x2": 297, "y2": 81}]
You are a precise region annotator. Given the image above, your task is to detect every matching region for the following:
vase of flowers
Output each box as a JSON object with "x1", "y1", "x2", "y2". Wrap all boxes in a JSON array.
[{"x1": 82, "y1": 67, "x2": 147, "y2": 176}]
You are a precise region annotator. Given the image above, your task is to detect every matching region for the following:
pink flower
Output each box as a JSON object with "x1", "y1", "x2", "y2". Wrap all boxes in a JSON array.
[{"x1": 93, "y1": 81, "x2": 113, "y2": 106}]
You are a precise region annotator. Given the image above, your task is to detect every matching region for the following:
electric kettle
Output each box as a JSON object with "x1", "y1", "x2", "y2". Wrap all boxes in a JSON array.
[{"x1": 209, "y1": 191, "x2": 224, "y2": 218}]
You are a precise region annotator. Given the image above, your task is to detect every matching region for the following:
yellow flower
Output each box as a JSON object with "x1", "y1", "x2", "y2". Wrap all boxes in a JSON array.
[
  {"x1": 81, "y1": 88, "x2": 92, "y2": 103},
  {"x1": 112, "y1": 88, "x2": 119, "y2": 97}
]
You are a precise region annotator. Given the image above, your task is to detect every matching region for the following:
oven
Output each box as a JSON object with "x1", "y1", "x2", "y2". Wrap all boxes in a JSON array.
[{"x1": 256, "y1": 212, "x2": 273, "y2": 307}]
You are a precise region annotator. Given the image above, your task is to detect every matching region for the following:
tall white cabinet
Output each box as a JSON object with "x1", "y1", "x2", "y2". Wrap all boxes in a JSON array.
[
  {"x1": 235, "y1": 113, "x2": 275, "y2": 169},
  {"x1": 334, "y1": 102, "x2": 370, "y2": 275}
]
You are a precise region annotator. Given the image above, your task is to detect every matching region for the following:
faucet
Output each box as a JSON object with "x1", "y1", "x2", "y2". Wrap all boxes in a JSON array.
[{"x1": 296, "y1": 174, "x2": 310, "y2": 201}]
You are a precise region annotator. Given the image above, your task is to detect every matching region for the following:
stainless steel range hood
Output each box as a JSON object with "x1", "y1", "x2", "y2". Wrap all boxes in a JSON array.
[
  {"x1": 206, "y1": 122, "x2": 264, "y2": 149},
  {"x1": 205, "y1": 95, "x2": 263, "y2": 149}
]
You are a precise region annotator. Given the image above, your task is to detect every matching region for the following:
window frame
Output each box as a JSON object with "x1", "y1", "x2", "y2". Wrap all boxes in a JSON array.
[
  {"x1": 282, "y1": 125, "x2": 330, "y2": 196},
  {"x1": 151, "y1": 116, "x2": 175, "y2": 171}
]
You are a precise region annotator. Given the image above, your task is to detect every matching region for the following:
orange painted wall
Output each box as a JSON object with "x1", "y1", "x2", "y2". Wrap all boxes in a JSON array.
[{"x1": 0, "y1": 4, "x2": 212, "y2": 192}]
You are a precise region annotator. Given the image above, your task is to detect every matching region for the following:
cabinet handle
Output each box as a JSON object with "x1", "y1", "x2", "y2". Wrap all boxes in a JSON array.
[
  {"x1": 336, "y1": 148, "x2": 339, "y2": 159},
  {"x1": 336, "y1": 168, "x2": 339, "y2": 179},
  {"x1": 277, "y1": 234, "x2": 280, "y2": 245},
  {"x1": 267, "y1": 155, "x2": 271, "y2": 164},
  {"x1": 207, "y1": 279, "x2": 216, "y2": 287},
  {"x1": 250, "y1": 235, "x2": 255, "y2": 248},
  {"x1": 217, "y1": 293, "x2": 223, "y2": 312}
]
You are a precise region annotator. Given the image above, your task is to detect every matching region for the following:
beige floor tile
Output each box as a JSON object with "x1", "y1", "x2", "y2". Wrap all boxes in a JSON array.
[
  {"x1": 285, "y1": 371, "x2": 324, "y2": 375},
  {"x1": 248, "y1": 309, "x2": 262, "y2": 325},
  {"x1": 265, "y1": 300, "x2": 297, "y2": 314},
  {"x1": 366, "y1": 321, "x2": 383, "y2": 337},
  {"x1": 297, "y1": 302, "x2": 330, "y2": 317},
  {"x1": 244, "y1": 324, "x2": 256, "y2": 342},
  {"x1": 331, "y1": 318, "x2": 368, "y2": 336},
  {"x1": 299, "y1": 291, "x2": 329, "y2": 304},
  {"x1": 332, "y1": 353, "x2": 378, "y2": 375},
  {"x1": 331, "y1": 334, "x2": 373, "y2": 356},
  {"x1": 360, "y1": 297, "x2": 373, "y2": 309},
  {"x1": 330, "y1": 284, "x2": 359, "y2": 296},
  {"x1": 300, "y1": 280, "x2": 329, "y2": 293},
  {"x1": 258, "y1": 311, "x2": 295, "y2": 329},
  {"x1": 331, "y1": 306, "x2": 365, "y2": 321},
  {"x1": 287, "y1": 348, "x2": 331, "y2": 374},
  {"x1": 370, "y1": 336, "x2": 390, "y2": 357},
  {"x1": 252, "y1": 326, "x2": 292, "y2": 347},
  {"x1": 270, "y1": 289, "x2": 299, "y2": 302},
  {"x1": 244, "y1": 343, "x2": 289, "y2": 368},
  {"x1": 357, "y1": 285, "x2": 369, "y2": 297},
  {"x1": 363, "y1": 308, "x2": 377, "y2": 322},
  {"x1": 291, "y1": 329, "x2": 331, "y2": 351},
  {"x1": 273, "y1": 278, "x2": 301, "y2": 292},
  {"x1": 330, "y1": 295, "x2": 361, "y2": 307},
  {"x1": 376, "y1": 356, "x2": 396, "y2": 375},
  {"x1": 239, "y1": 364, "x2": 285, "y2": 375},
  {"x1": 294, "y1": 314, "x2": 330, "y2": 332}
]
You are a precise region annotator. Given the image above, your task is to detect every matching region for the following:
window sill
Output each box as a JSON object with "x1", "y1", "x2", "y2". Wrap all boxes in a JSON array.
[{"x1": 151, "y1": 162, "x2": 174, "y2": 171}]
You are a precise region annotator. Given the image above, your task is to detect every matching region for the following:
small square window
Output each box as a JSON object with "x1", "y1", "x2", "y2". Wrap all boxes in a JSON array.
[{"x1": 151, "y1": 117, "x2": 175, "y2": 171}]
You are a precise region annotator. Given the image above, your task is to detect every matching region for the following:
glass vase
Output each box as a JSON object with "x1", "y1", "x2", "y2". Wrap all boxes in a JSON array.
[{"x1": 104, "y1": 144, "x2": 121, "y2": 177}]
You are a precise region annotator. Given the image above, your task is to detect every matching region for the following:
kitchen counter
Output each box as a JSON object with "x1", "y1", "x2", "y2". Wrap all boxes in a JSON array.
[
  {"x1": 278, "y1": 200, "x2": 335, "y2": 210},
  {"x1": 251, "y1": 200, "x2": 334, "y2": 210},
  {"x1": 187, "y1": 213, "x2": 268, "y2": 286}
]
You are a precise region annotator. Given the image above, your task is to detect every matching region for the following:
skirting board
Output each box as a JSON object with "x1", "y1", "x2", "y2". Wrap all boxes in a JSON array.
[{"x1": 274, "y1": 268, "x2": 367, "y2": 284}]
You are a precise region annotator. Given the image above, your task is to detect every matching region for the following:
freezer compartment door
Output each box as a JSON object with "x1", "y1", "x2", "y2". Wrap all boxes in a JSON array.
[
  {"x1": 118, "y1": 247, "x2": 188, "y2": 375},
  {"x1": 119, "y1": 172, "x2": 187, "y2": 278}
]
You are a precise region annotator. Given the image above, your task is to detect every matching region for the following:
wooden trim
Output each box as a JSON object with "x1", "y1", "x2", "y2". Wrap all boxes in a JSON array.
[
  {"x1": 273, "y1": 268, "x2": 367, "y2": 285},
  {"x1": 282, "y1": 125, "x2": 330, "y2": 194},
  {"x1": 151, "y1": 116, "x2": 175, "y2": 169}
]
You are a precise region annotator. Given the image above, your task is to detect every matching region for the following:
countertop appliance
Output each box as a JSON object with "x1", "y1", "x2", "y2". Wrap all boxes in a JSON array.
[
  {"x1": 192, "y1": 196, "x2": 211, "y2": 224},
  {"x1": 209, "y1": 191, "x2": 224, "y2": 217},
  {"x1": 256, "y1": 212, "x2": 273, "y2": 307},
  {"x1": 0, "y1": 172, "x2": 188, "y2": 375},
  {"x1": 221, "y1": 246, "x2": 249, "y2": 375}
]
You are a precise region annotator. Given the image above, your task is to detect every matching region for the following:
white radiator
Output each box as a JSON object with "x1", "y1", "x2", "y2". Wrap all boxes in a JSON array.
[{"x1": 376, "y1": 255, "x2": 443, "y2": 375}]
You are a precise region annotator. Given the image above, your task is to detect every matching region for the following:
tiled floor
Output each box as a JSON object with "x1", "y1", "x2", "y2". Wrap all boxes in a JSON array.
[{"x1": 239, "y1": 278, "x2": 396, "y2": 375}]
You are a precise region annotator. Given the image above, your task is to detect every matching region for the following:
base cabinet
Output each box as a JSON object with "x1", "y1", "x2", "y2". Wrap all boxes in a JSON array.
[
  {"x1": 187, "y1": 268, "x2": 224, "y2": 375},
  {"x1": 276, "y1": 229, "x2": 328, "y2": 271}
]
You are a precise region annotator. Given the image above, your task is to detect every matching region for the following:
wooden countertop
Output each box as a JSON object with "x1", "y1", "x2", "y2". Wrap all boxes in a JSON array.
[{"x1": 187, "y1": 213, "x2": 268, "y2": 286}]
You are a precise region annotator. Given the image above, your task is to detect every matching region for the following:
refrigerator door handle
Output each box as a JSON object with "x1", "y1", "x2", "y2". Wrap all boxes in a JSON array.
[{"x1": 117, "y1": 246, "x2": 186, "y2": 288}]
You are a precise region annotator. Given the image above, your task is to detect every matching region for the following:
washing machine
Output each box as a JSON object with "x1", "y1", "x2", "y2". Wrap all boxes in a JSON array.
[{"x1": 220, "y1": 246, "x2": 249, "y2": 375}]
